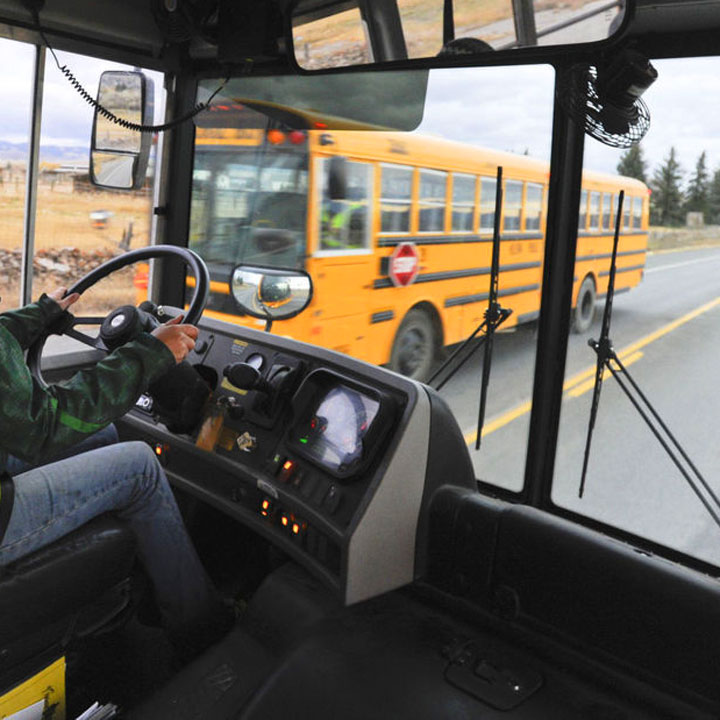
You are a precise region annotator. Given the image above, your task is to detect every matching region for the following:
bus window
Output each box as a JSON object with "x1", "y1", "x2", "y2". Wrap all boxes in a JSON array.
[
  {"x1": 451, "y1": 173, "x2": 475, "y2": 233},
  {"x1": 418, "y1": 169, "x2": 447, "y2": 233},
  {"x1": 623, "y1": 196, "x2": 631, "y2": 228},
  {"x1": 578, "y1": 190, "x2": 588, "y2": 230},
  {"x1": 319, "y1": 159, "x2": 373, "y2": 252},
  {"x1": 525, "y1": 183, "x2": 543, "y2": 231},
  {"x1": 380, "y1": 165, "x2": 413, "y2": 233},
  {"x1": 503, "y1": 180, "x2": 523, "y2": 231},
  {"x1": 602, "y1": 192, "x2": 613, "y2": 230},
  {"x1": 632, "y1": 197, "x2": 643, "y2": 229},
  {"x1": 479, "y1": 177, "x2": 497, "y2": 232},
  {"x1": 24, "y1": 49, "x2": 165, "y2": 360},
  {"x1": 588, "y1": 191, "x2": 600, "y2": 230},
  {"x1": 189, "y1": 138, "x2": 309, "y2": 269}
]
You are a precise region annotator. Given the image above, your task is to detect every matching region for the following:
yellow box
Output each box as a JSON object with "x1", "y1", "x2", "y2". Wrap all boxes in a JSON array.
[{"x1": 0, "y1": 656, "x2": 65, "y2": 720}]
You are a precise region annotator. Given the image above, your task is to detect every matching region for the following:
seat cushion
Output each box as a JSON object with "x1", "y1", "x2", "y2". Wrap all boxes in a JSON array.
[{"x1": 0, "y1": 515, "x2": 136, "y2": 644}]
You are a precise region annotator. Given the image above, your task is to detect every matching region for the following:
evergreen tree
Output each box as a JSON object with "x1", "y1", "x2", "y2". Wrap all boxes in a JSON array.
[
  {"x1": 617, "y1": 144, "x2": 648, "y2": 183},
  {"x1": 684, "y1": 150, "x2": 709, "y2": 217},
  {"x1": 707, "y1": 168, "x2": 720, "y2": 225},
  {"x1": 650, "y1": 147, "x2": 684, "y2": 226}
]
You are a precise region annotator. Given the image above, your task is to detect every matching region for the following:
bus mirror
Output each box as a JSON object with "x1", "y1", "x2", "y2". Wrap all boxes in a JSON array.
[
  {"x1": 328, "y1": 156, "x2": 348, "y2": 200},
  {"x1": 90, "y1": 71, "x2": 154, "y2": 191},
  {"x1": 230, "y1": 265, "x2": 313, "y2": 322}
]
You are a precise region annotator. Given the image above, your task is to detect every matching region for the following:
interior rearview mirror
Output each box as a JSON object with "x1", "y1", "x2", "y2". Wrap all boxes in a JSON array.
[
  {"x1": 291, "y1": 0, "x2": 628, "y2": 71},
  {"x1": 90, "y1": 71, "x2": 154, "y2": 191},
  {"x1": 230, "y1": 265, "x2": 313, "y2": 322}
]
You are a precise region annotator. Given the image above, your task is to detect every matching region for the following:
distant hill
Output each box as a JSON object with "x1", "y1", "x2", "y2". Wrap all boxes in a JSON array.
[{"x1": 0, "y1": 140, "x2": 88, "y2": 164}]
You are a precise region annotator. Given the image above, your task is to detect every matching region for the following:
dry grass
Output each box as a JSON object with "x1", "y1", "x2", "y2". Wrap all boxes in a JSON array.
[{"x1": 0, "y1": 178, "x2": 151, "y2": 315}]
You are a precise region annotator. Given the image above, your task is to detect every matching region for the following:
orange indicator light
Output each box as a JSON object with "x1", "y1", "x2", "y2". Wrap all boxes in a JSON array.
[
  {"x1": 292, "y1": 523, "x2": 300, "y2": 535},
  {"x1": 281, "y1": 516, "x2": 289, "y2": 527},
  {"x1": 283, "y1": 460, "x2": 294, "y2": 471},
  {"x1": 261, "y1": 510, "x2": 268, "y2": 517},
  {"x1": 267, "y1": 129, "x2": 285, "y2": 145},
  {"x1": 262, "y1": 499, "x2": 270, "y2": 510}
]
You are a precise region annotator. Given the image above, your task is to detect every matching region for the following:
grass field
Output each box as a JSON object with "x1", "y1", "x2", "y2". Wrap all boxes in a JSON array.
[{"x1": 0, "y1": 175, "x2": 151, "y2": 316}]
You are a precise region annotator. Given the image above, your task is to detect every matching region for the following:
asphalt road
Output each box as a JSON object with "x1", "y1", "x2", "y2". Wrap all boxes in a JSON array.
[{"x1": 439, "y1": 246, "x2": 720, "y2": 566}]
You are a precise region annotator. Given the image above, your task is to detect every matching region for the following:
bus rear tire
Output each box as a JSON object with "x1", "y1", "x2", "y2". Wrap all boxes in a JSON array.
[
  {"x1": 389, "y1": 308, "x2": 438, "y2": 381},
  {"x1": 573, "y1": 275, "x2": 596, "y2": 333}
]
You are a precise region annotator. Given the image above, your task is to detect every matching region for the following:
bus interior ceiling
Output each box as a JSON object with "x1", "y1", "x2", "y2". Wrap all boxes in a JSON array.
[{"x1": 2, "y1": 1, "x2": 720, "y2": 719}]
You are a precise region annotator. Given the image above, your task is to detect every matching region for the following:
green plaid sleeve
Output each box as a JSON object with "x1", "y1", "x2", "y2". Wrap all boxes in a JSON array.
[
  {"x1": 0, "y1": 294, "x2": 66, "y2": 350},
  {"x1": 0, "y1": 327, "x2": 175, "y2": 466}
]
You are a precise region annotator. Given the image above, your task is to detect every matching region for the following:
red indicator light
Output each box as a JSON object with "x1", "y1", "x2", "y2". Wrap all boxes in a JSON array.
[
  {"x1": 267, "y1": 130, "x2": 285, "y2": 145},
  {"x1": 289, "y1": 130, "x2": 306, "y2": 144},
  {"x1": 314, "y1": 122, "x2": 328, "y2": 129}
]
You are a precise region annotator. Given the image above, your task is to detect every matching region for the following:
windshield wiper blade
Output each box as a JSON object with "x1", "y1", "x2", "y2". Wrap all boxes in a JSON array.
[
  {"x1": 578, "y1": 190, "x2": 624, "y2": 497},
  {"x1": 428, "y1": 166, "x2": 512, "y2": 403},
  {"x1": 578, "y1": 192, "x2": 720, "y2": 532},
  {"x1": 475, "y1": 166, "x2": 512, "y2": 450}
]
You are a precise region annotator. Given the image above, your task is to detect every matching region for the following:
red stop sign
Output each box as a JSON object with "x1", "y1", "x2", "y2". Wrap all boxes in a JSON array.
[{"x1": 389, "y1": 242, "x2": 420, "y2": 287}]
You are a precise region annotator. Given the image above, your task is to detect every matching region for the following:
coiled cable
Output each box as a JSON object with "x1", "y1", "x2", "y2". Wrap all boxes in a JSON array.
[{"x1": 28, "y1": 3, "x2": 230, "y2": 134}]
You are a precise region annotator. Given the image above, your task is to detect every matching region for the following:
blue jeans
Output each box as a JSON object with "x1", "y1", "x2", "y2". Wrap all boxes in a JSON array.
[{"x1": 0, "y1": 428, "x2": 219, "y2": 633}]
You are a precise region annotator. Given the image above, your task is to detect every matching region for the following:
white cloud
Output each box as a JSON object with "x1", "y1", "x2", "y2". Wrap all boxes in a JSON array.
[{"x1": 0, "y1": 40, "x2": 165, "y2": 150}]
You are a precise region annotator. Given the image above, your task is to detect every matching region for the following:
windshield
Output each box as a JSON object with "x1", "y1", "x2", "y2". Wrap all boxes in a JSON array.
[{"x1": 189, "y1": 137, "x2": 309, "y2": 270}]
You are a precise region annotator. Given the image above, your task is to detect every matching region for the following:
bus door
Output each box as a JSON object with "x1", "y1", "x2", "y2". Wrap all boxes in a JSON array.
[{"x1": 309, "y1": 157, "x2": 375, "y2": 358}]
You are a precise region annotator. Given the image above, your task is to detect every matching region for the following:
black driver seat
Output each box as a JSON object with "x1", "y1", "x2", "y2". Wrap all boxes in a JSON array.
[{"x1": 0, "y1": 515, "x2": 137, "y2": 672}]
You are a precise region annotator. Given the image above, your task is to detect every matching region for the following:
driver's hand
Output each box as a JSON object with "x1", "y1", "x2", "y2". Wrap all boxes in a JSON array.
[
  {"x1": 47, "y1": 287, "x2": 80, "y2": 311},
  {"x1": 151, "y1": 315, "x2": 198, "y2": 364}
]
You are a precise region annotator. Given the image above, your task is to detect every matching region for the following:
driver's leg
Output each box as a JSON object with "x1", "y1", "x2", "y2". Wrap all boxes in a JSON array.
[
  {"x1": 0, "y1": 440, "x2": 220, "y2": 634},
  {"x1": 2, "y1": 424, "x2": 119, "y2": 476}
]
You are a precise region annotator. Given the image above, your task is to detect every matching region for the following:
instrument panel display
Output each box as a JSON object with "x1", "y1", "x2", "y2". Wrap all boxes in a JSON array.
[
  {"x1": 289, "y1": 370, "x2": 394, "y2": 479},
  {"x1": 298, "y1": 385, "x2": 380, "y2": 474}
]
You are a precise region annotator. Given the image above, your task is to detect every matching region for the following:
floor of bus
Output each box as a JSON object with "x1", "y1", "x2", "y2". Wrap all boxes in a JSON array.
[{"x1": 65, "y1": 500, "x2": 279, "y2": 717}]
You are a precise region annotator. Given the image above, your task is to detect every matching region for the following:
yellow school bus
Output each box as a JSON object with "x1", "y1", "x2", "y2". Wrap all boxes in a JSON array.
[{"x1": 176, "y1": 120, "x2": 649, "y2": 380}]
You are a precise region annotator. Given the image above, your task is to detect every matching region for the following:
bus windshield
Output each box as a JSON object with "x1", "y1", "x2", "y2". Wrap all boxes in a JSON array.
[{"x1": 190, "y1": 133, "x2": 309, "y2": 270}]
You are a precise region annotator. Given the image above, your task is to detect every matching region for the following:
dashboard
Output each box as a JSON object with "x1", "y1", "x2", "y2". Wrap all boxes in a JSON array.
[{"x1": 120, "y1": 316, "x2": 474, "y2": 605}]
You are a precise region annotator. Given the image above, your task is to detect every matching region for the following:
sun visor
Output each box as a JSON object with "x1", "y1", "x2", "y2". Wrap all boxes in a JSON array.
[{"x1": 195, "y1": 70, "x2": 428, "y2": 132}]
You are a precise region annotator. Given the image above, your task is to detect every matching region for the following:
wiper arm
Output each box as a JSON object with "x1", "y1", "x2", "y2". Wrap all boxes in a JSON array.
[
  {"x1": 428, "y1": 166, "x2": 512, "y2": 450},
  {"x1": 578, "y1": 192, "x2": 720, "y2": 532}
]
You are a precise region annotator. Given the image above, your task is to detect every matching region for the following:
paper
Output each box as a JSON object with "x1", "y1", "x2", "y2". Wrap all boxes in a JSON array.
[{"x1": 5, "y1": 699, "x2": 45, "y2": 720}]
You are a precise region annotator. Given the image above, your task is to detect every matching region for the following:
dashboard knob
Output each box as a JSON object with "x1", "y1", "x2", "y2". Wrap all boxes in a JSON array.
[{"x1": 223, "y1": 362, "x2": 271, "y2": 393}]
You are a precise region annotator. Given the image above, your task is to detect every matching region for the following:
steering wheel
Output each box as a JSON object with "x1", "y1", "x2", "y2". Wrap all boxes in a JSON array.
[{"x1": 27, "y1": 245, "x2": 210, "y2": 385}]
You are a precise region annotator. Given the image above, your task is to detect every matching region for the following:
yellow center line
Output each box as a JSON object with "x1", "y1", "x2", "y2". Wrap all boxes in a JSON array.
[{"x1": 464, "y1": 296, "x2": 720, "y2": 445}]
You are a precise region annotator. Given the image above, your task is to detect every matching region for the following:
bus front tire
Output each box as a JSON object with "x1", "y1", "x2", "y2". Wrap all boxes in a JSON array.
[
  {"x1": 389, "y1": 309, "x2": 438, "y2": 381},
  {"x1": 573, "y1": 275, "x2": 596, "y2": 333}
]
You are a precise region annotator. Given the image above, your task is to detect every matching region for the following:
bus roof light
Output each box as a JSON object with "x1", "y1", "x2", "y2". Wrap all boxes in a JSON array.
[
  {"x1": 267, "y1": 130, "x2": 286, "y2": 145},
  {"x1": 289, "y1": 130, "x2": 306, "y2": 144}
]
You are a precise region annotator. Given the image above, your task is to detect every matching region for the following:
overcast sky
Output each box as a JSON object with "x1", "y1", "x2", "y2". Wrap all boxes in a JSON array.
[
  {"x1": 416, "y1": 58, "x2": 720, "y2": 184},
  {"x1": 0, "y1": 36, "x2": 717, "y2": 187}
]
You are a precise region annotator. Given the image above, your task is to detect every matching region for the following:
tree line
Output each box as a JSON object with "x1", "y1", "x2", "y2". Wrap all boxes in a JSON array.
[{"x1": 617, "y1": 145, "x2": 720, "y2": 227}]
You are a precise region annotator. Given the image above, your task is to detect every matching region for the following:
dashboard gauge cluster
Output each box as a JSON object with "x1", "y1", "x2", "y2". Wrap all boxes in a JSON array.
[
  {"x1": 120, "y1": 317, "x2": 450, "y2": 606},
  {"x1": 287, "y1": 370, "x2": 396, "y2": 479}
]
